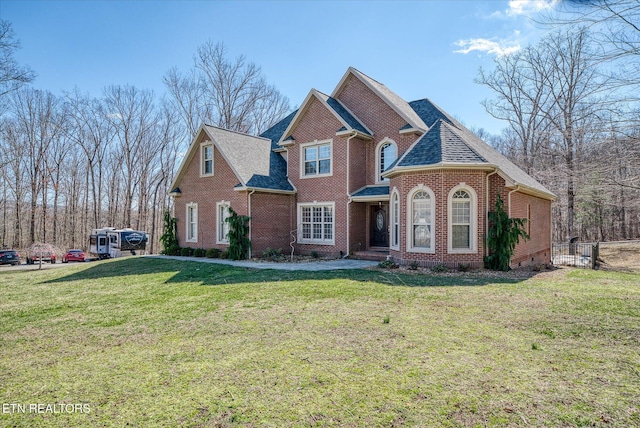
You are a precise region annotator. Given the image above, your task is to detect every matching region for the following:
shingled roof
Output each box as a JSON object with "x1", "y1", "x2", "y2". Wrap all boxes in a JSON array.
[
  {"x1": 168, "y1": 121, "x2": 297, "y2": 195},
  {"x1": 243, "y1": 112, "x2": 299, "y2": 192},
  {"x1": 395, "y1": 119, "x2": 486, "y2": 167},
  {"x1": 351, "y1": 185, "x2": 390, "y2": 201},
  {"x1": 203, "y1": 126, "x2": 271, "y2": 184},
  {"x1": 383, "y1": 98, "x2": 555, "y2": 199}
]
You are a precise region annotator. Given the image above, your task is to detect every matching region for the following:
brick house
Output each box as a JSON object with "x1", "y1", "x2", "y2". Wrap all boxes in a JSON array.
[{"x1": 169, "y1": 67, "x2": 555, "y2": 268}]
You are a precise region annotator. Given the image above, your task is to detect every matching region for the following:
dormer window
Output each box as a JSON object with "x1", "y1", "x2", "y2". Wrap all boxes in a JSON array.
[{"x1": 376, "y1": 138, "x2": 397, "y2": 182}]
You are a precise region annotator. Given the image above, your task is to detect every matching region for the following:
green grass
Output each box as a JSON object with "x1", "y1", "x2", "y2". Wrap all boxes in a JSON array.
[{"x1": 1, "y1": 258, "x2": 639, "y2": 427}]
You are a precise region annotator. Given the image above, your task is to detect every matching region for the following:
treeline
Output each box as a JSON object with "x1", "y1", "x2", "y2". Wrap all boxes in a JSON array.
[
  {"x1": 477, "y1": 1, "x2": 640, "y2": 243},
  {"x1": 3, "y1": 2, "x2": 639, "y2": 251},
  {"x1": 0, "y1": 86, "x2": 181, "y2": 253},
  {"x1": 0, "y1": 26, "x2": 290, "y2": 252}
]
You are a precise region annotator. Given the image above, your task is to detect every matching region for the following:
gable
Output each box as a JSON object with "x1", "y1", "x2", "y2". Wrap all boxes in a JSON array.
[
  {"x1": 169, "y1": 125, "x2": 272, "y2": 193},
  {"x1": 278, "y1": 89, "x2": 372, "y2": 145},
  {"x1": 332, "y1": 68, "x2": 427, "y2": 134},
  {"x1": 280, "y1": 94, "x2": 347, "y2": 144}
]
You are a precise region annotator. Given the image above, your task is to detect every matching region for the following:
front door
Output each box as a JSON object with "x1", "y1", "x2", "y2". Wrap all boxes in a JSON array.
[{"x1": 370, "y1": 204, "x2": 389, "y2": 247}]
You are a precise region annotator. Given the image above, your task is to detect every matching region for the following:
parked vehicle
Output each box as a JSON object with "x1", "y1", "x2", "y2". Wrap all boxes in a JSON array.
[
  {"x1": 89, "y1": 228, "x2": 148, "y2": 259},
  {"x1": 62, "y1": 249, "x2": 86, "y2": 263},
  {"x1": 26, "y1": 249, "x2": 56, "y2": 264},
  {"x1": 0, "y1": 250, "x2": 21, "y2": 266}
]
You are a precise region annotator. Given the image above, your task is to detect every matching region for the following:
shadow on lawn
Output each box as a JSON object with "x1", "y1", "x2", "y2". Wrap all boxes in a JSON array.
[{"x1": 44, "y1": 257, "x2": 529, "y2": 288}]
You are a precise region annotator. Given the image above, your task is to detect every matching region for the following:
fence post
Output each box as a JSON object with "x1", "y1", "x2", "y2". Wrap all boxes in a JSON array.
[{"x1": 591, "y1": 242, "x2": 599, "y2": 270}]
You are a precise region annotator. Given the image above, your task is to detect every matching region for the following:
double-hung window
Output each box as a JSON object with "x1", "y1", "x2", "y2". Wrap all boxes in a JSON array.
[
  {"x1": 448, "y1": 185, "x2": 477, "y2": 253},
  {"x1": 451, "y1": 190, "x2": 471, "y2": 249},
  {"x1": 201, "y1": 143, "x2": 213, "y2": 176},
  {"x1": 186, "y1": 202, "x2": 198, "y2": 243},
  {"x1": 302, "y1": 140, "x2": 332, "y2": 177},
  {"x1": 216, "y1": 201, "x2": 230, "y2": 244},
  {"x1": 298, "y1": 203, "x2": 334, "y2": 244}
]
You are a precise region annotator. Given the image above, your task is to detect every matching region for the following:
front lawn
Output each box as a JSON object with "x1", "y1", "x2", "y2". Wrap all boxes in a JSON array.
[{"x1": 0, "y1": 258, "x2": 638, "y2": 427}]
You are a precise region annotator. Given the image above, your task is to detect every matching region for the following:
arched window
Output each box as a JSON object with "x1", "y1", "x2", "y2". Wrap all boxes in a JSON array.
[
  {"x1": 376, "y1": 139, "x2": 397, "y2": 182},
  {"x1": 406, "y1": 185, "x2": 435, "y2": 253},
  {"x1": 448, "y1": 185, "x2": 477, "y2": 253},
  {"x1": 391, "y1": 190, "x2": 400, "y2": 249}
]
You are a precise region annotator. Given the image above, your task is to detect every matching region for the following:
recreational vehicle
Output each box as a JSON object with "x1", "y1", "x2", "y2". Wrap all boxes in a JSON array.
[{"x1": 89, "y1": 228, "x2": 148, "y2": 259}]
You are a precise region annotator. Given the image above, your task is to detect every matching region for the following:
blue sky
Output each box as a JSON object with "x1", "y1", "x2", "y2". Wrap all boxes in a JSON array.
[{"x1": 1, "y1": 0, "x2": 559, "y2": 135}]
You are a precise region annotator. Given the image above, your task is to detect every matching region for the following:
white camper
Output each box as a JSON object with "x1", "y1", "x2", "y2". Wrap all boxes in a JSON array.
[{"x1": 89, "y1": 228, "x2": 148, "y2": 259}]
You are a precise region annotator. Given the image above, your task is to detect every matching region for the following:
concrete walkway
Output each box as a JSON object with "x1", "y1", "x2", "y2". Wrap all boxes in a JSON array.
[{"x1": 146, "y1": 255, "x2": 379, "y2": 271}]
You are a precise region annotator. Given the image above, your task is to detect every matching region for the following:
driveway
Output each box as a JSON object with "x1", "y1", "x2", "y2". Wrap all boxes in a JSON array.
[
  {"x1": 0, "y1": 261, "x2": 82, "y2": 271},
  {"x1": 147, "y1": 255, "x2": 378, "y2": 271}
]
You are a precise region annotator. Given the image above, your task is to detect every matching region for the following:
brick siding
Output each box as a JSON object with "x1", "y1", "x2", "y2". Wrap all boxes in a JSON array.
[
  {"x1": 175, "y1": 136, "x2": 248, "y2": 250},
  {"x1": 173, "y1": 71, "x2": 552, "y2": 266}
]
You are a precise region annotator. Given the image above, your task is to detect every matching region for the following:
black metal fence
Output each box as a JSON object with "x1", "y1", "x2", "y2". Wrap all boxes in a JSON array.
[{"x1": 552, "y1": 241, "x2": 600, "y2": 269}]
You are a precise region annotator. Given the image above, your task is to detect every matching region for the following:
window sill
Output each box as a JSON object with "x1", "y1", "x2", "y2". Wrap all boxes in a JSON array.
[
  {"x1": 297, "y1": 240, "x2": 335, "y2": 246},
  {"x1": 407, "y1": 247, "x2": 435, "y2": 254},
  {"x1": 447, "y1": 248, "x2": 477, "y2": 254},
  {"x1": 300, "y1": 173, "x2": 333, "y2": 179}
]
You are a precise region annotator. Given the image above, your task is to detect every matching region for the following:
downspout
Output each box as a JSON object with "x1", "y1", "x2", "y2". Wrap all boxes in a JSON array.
[
  {"x1": 485, "y1": 169, "x2": 498, "y2": 259},
  {"x1": 344, "y1": 132, "x2": 358, "y2": 258},
  {"x1": 248, "y1": 189, "x2": 256, "y2": 258}
]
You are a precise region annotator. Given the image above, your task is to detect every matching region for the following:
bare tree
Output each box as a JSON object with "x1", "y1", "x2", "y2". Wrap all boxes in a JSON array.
[
  {"x1": 164, "y1": 41, "x2": 291, "y2": 137},
  {"x1": 553, "y1": 0, "x2": 640, "y2": 60},
  {"x1": 103, "y1": 85, "x2": 158, "y2": 228},
  {"x1": 163, "y1": 67, "x2": 206, "y2": 138},
  {"x1": 64, "y1": 89, "x2": 114, "y2": 230},
  {"x1": 477, "y1": 45, "x2": 554, "y2": 173},
  {"x1": 10, "y1": 88, "x2": 62, "y2": 245},
  {"x1": 478, "y1": 28, "x2": 610, "y2": 240},
  {"x1": 537, "y1": 28, "x2": 609, "y2": 239},
  {"x1": 0, "y1": 20, "x2": 35, "y2": 103},
  {"x1": 0, "y1": 117, "x2": 27, "y2": 248}
]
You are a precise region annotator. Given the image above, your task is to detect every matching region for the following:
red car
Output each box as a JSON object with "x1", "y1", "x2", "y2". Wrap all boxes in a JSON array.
[{"x1": 62, "y1": 249, "x2": 85, "y2": 263}]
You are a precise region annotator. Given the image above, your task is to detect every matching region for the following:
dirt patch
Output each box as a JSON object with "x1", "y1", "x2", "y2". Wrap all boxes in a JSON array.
[{"x1": 598, "y1": 241, "x2": 640, "y2": 272}]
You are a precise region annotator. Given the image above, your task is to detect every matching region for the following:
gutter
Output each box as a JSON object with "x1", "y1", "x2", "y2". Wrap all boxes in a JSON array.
[
  {"x1": 383, "y1": 163, "x2": 496, "y2": 179},
  {"x1": 234, "y1": 186, "x2": 296, "y2": 195}
]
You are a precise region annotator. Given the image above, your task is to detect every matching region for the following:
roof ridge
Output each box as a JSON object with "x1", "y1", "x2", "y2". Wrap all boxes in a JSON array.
[
  {"x1": 204, "y1": 124, "x2": 271, "y2": 142},
  {"x1": 349, "y1": 67, "x2": 389, "y2": 89},
  {"x1": 313, "y1": 88, "x2": 330, "y2": 97}
]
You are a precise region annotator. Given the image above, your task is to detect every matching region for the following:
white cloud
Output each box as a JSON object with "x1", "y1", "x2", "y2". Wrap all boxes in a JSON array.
[
  {"x1": 453, "y1": 38, "x2": 521, "y2": 57},
  {"x1": 506, "y1": 0, "x2": 559, "y2": 16}
]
